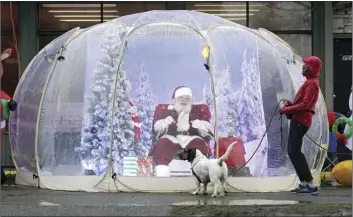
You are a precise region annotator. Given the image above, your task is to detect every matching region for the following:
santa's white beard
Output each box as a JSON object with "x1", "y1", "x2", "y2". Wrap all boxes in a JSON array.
[{"x1": 174, "y1": 102, "x2": 192, "y2": 132}]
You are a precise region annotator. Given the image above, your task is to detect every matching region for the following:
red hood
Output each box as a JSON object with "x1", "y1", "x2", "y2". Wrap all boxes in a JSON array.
[{"x1": 303, "y1": 56, "x2": 322, "y2": 78}]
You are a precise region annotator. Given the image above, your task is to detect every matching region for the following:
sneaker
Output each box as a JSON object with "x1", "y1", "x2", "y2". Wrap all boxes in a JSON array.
[
  {"x1": 297, "y1": 185, "x2": 319, "y2": 195},
  {"x1": 290, "y1": 184, "x2": 305, "y2": 193}
]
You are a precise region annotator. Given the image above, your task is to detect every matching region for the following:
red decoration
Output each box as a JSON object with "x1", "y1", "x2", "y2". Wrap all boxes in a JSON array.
[
  {"x1": 0, "y1": 49, "x2": 13, "y2": 156},
  {"x1": 336, "y1": 133, "x2": 347, "y2": 145},
  {"x1": 218, "y1": 137, "x2": 246, "y2": 167},
  {"x1": 327, "y1": 111, "x2": 336, "y2": 127},
  {"x1": 136, "y1": 157, "x2": 153, "y2": 177}
]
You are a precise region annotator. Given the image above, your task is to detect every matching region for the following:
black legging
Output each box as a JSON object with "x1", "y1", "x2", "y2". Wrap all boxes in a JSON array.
[{"x1": 287, "y1": 120, "x2": 313, "y2": 182}]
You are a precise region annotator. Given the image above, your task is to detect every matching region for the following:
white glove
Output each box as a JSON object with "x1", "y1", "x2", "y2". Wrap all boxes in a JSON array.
[
  {"x1": 154, "y1": 116, "x2": 175, "y2": 139},
  {"x1": 191, "y1": 119, "x2": 201, "y2": 129},
  {"x1": 164, "y1": 116, "x2": 175, "y2": 125},
  {"x1": 191, "y1": 119, "x2": 213, "y2": 138}
]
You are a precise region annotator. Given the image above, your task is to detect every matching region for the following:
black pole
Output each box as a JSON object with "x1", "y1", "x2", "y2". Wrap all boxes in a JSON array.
[
  {"x1": 100, "y1": 2, "x2": 103, "y2": 23},
  {"x1": 246, "y1": 2, "x2": 249, "y2": 27}
]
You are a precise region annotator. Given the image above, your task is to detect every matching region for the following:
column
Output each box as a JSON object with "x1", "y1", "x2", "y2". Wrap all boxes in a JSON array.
[
  {"x1": 19, "y1": 2, "x2": 38, "y2": 76},
  {"x1": 166, "y1": 2, "x2": 186, "y2": 10},
  {"x1": 312, "y1": 2, "x2": 334, "y2": 111}
]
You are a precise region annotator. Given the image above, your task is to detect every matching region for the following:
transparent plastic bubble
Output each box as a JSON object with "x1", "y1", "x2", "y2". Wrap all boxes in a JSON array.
[{"x1": 10, "y1": 11, "x2": 327, "y2": 192}]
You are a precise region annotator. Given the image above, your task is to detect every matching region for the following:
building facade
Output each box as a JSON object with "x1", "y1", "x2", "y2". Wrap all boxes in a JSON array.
[{"x1": 1, "y1": 2, "x2": 351, "y2": 166}]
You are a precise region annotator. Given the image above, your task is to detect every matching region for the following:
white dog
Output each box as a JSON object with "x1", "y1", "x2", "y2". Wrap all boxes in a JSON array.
[{"x1": 177, "y1": 142, "x2": 236, "y2": 197}]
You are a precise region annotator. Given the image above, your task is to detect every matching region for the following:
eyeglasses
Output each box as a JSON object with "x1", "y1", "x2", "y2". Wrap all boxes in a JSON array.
[{"x1": 302, "y1": 64, "x2": 308, "y2": 72}]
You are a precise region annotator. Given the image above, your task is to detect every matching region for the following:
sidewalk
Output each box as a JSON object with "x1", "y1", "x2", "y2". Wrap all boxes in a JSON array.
[{"x1": 1, "y1": 185, "x2": 351, "y2": 216}]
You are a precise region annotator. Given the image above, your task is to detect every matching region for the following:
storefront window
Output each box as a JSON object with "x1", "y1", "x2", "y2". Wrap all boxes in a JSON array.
[
  {"x1": 1, "y1": 2, "x2": 19, "y2": 32},
  {"x1": 1, "y1": 2, "x2": 20, "y2": 99},
  {"x1": 38, "y1": 35, "x2": 59, "y2": 50},
  {"x1": 103, "y1": 2, "x2": 166, "y2": 21},
  {"x1": 39, "y1": 3, "x2": 104, "y2": 30},
  {"x1": 249, "y1": 2, "x2": 311, "y2": 30},
  {"x1": 277, "y1": 34, "x2": 312, "y2": 58},
  {"x1": 185, "y1": 1, "x2": 247, "y2": 26},
  {"x1": 1, "y1": 35, "x2": 20, "y2": 99}
]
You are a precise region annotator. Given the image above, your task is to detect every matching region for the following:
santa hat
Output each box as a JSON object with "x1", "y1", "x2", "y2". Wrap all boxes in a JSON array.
[
  {"x1": 172, "y1": 86, "x2": 192, "y2": 99},
  {"x1": 168, "y1": 86, "x2": 192, "y2": 110}
]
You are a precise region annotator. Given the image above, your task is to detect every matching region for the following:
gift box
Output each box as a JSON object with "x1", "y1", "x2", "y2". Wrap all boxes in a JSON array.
[
  {"x1": 218, "y1": 137, "x2": 246, "y2": 167},
  {"x1": 136, "y1": 157, "x2": 153, "y2": 177},
  {"x1": 123, "y1": 157, "x2": 138, "y2": 176},
  {"x1": 169, "y1": 160, "x2": 192, "y2": 177}
]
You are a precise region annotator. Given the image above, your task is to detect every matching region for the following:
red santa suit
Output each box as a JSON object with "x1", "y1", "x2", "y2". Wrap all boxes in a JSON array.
[{"x1": 149, "y1": 86, "x2": 213, "y2": 177}]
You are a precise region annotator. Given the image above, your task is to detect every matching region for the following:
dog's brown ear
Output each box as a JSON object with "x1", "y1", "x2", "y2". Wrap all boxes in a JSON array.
[{"x1": 187, "y1": 148, "x2": 197, "y2": 162}]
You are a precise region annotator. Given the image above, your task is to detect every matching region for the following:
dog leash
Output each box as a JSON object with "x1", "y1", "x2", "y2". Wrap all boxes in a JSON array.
[
  {"x1": 280, "y1": 117, "x2": 286, "y2": 148},
  {"x1": 279, "y1": 115, "x2": 352, "y2": 156}
]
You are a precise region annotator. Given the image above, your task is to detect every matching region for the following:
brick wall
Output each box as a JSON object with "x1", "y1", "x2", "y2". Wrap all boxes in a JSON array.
[{"x1": 333, "y1": 3, "x2": 352, "y2": 33}]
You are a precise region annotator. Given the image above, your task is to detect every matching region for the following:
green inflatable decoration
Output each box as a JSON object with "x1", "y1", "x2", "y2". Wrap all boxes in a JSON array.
[
  {"x1": 1, "y1": 99, "x2": 9, "y2": 121},
  {"x1": 332, "y1": 117, "x2": 353, "y2": 139}
]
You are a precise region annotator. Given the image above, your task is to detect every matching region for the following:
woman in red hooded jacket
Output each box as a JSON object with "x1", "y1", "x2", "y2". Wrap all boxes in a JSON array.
[{"x1": 280, "y1": 56, "x2": 322, "y2": 195}]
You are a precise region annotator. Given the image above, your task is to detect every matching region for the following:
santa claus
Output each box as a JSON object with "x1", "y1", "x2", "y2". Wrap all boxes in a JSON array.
[{"x1": 149, "y1": 86, "x2": 214, "y2": 177}]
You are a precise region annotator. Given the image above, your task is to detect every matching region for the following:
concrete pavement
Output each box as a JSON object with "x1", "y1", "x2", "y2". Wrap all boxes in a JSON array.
[{"x1": 1, "y1": 185, "x2": 351, "y2": 216}]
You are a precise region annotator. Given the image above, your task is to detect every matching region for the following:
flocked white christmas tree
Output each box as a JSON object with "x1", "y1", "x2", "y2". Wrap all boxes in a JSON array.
[
  {"x1": 76, "y1": 28, "x2": 143, "y2": 175},
  {"x1": 202, "y1": 83, "x2": 214, "y2": 122},
  {"x1": 135, "y1": 63, "x2": 156, "y2": 155},
  {"x1": 111, "y1": 69, "x2": 144, "y2": 176},
  {"x1": 76, "y1": 28, "x2": 121, "y2": 175},
  {"x1": 212, "y1": 65, "x2": 237, "y2": 137},
  {"x1": 233, "y1": 49, "x2": 265, "y2": 143},
  {"x1": 202, "y1": 82, "x2": 216, "y2": 158},
  {"x1": 202, "y1": 51, "x2": 264, "y2": 144}
]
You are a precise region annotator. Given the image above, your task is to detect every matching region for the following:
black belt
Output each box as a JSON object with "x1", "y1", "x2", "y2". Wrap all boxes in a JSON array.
[{"x1": 179, "y1": 131, "x2": 189, "y2": 136}]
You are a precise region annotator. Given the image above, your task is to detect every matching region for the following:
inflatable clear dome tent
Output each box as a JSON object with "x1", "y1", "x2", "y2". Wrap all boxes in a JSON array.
[{"x1": 10, "y1": 10, "x2": 329, "y2": 192}]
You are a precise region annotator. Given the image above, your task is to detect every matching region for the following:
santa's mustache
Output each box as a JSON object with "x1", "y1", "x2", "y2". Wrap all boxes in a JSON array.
[{"x1": 175, "y1": 102, "x2": 191, "y2": 113}]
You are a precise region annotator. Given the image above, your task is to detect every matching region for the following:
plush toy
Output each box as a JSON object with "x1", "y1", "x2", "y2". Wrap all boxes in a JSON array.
[
  {"x1": 332, "y1": 160, "x2": 352, "y2": 187},
  {"x1": 326, "y1": 91, "x2": 353, "y2": 165},
  {"x1": 0, "y1": 48, "x2": 18, "y2": 185},
  {"x1": 129, "y1": 101, "x2": 141, "y2": 143}
]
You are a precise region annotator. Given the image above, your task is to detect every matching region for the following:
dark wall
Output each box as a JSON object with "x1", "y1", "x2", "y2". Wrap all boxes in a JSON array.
[{"x1": 333, "y1": 38, "x2": 352, "y2": 115}]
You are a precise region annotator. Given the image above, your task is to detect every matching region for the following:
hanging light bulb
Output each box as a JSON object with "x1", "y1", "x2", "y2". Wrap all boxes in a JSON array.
[{"x1": 202, "y1": 45, "x2": 210, "y2": 61}]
